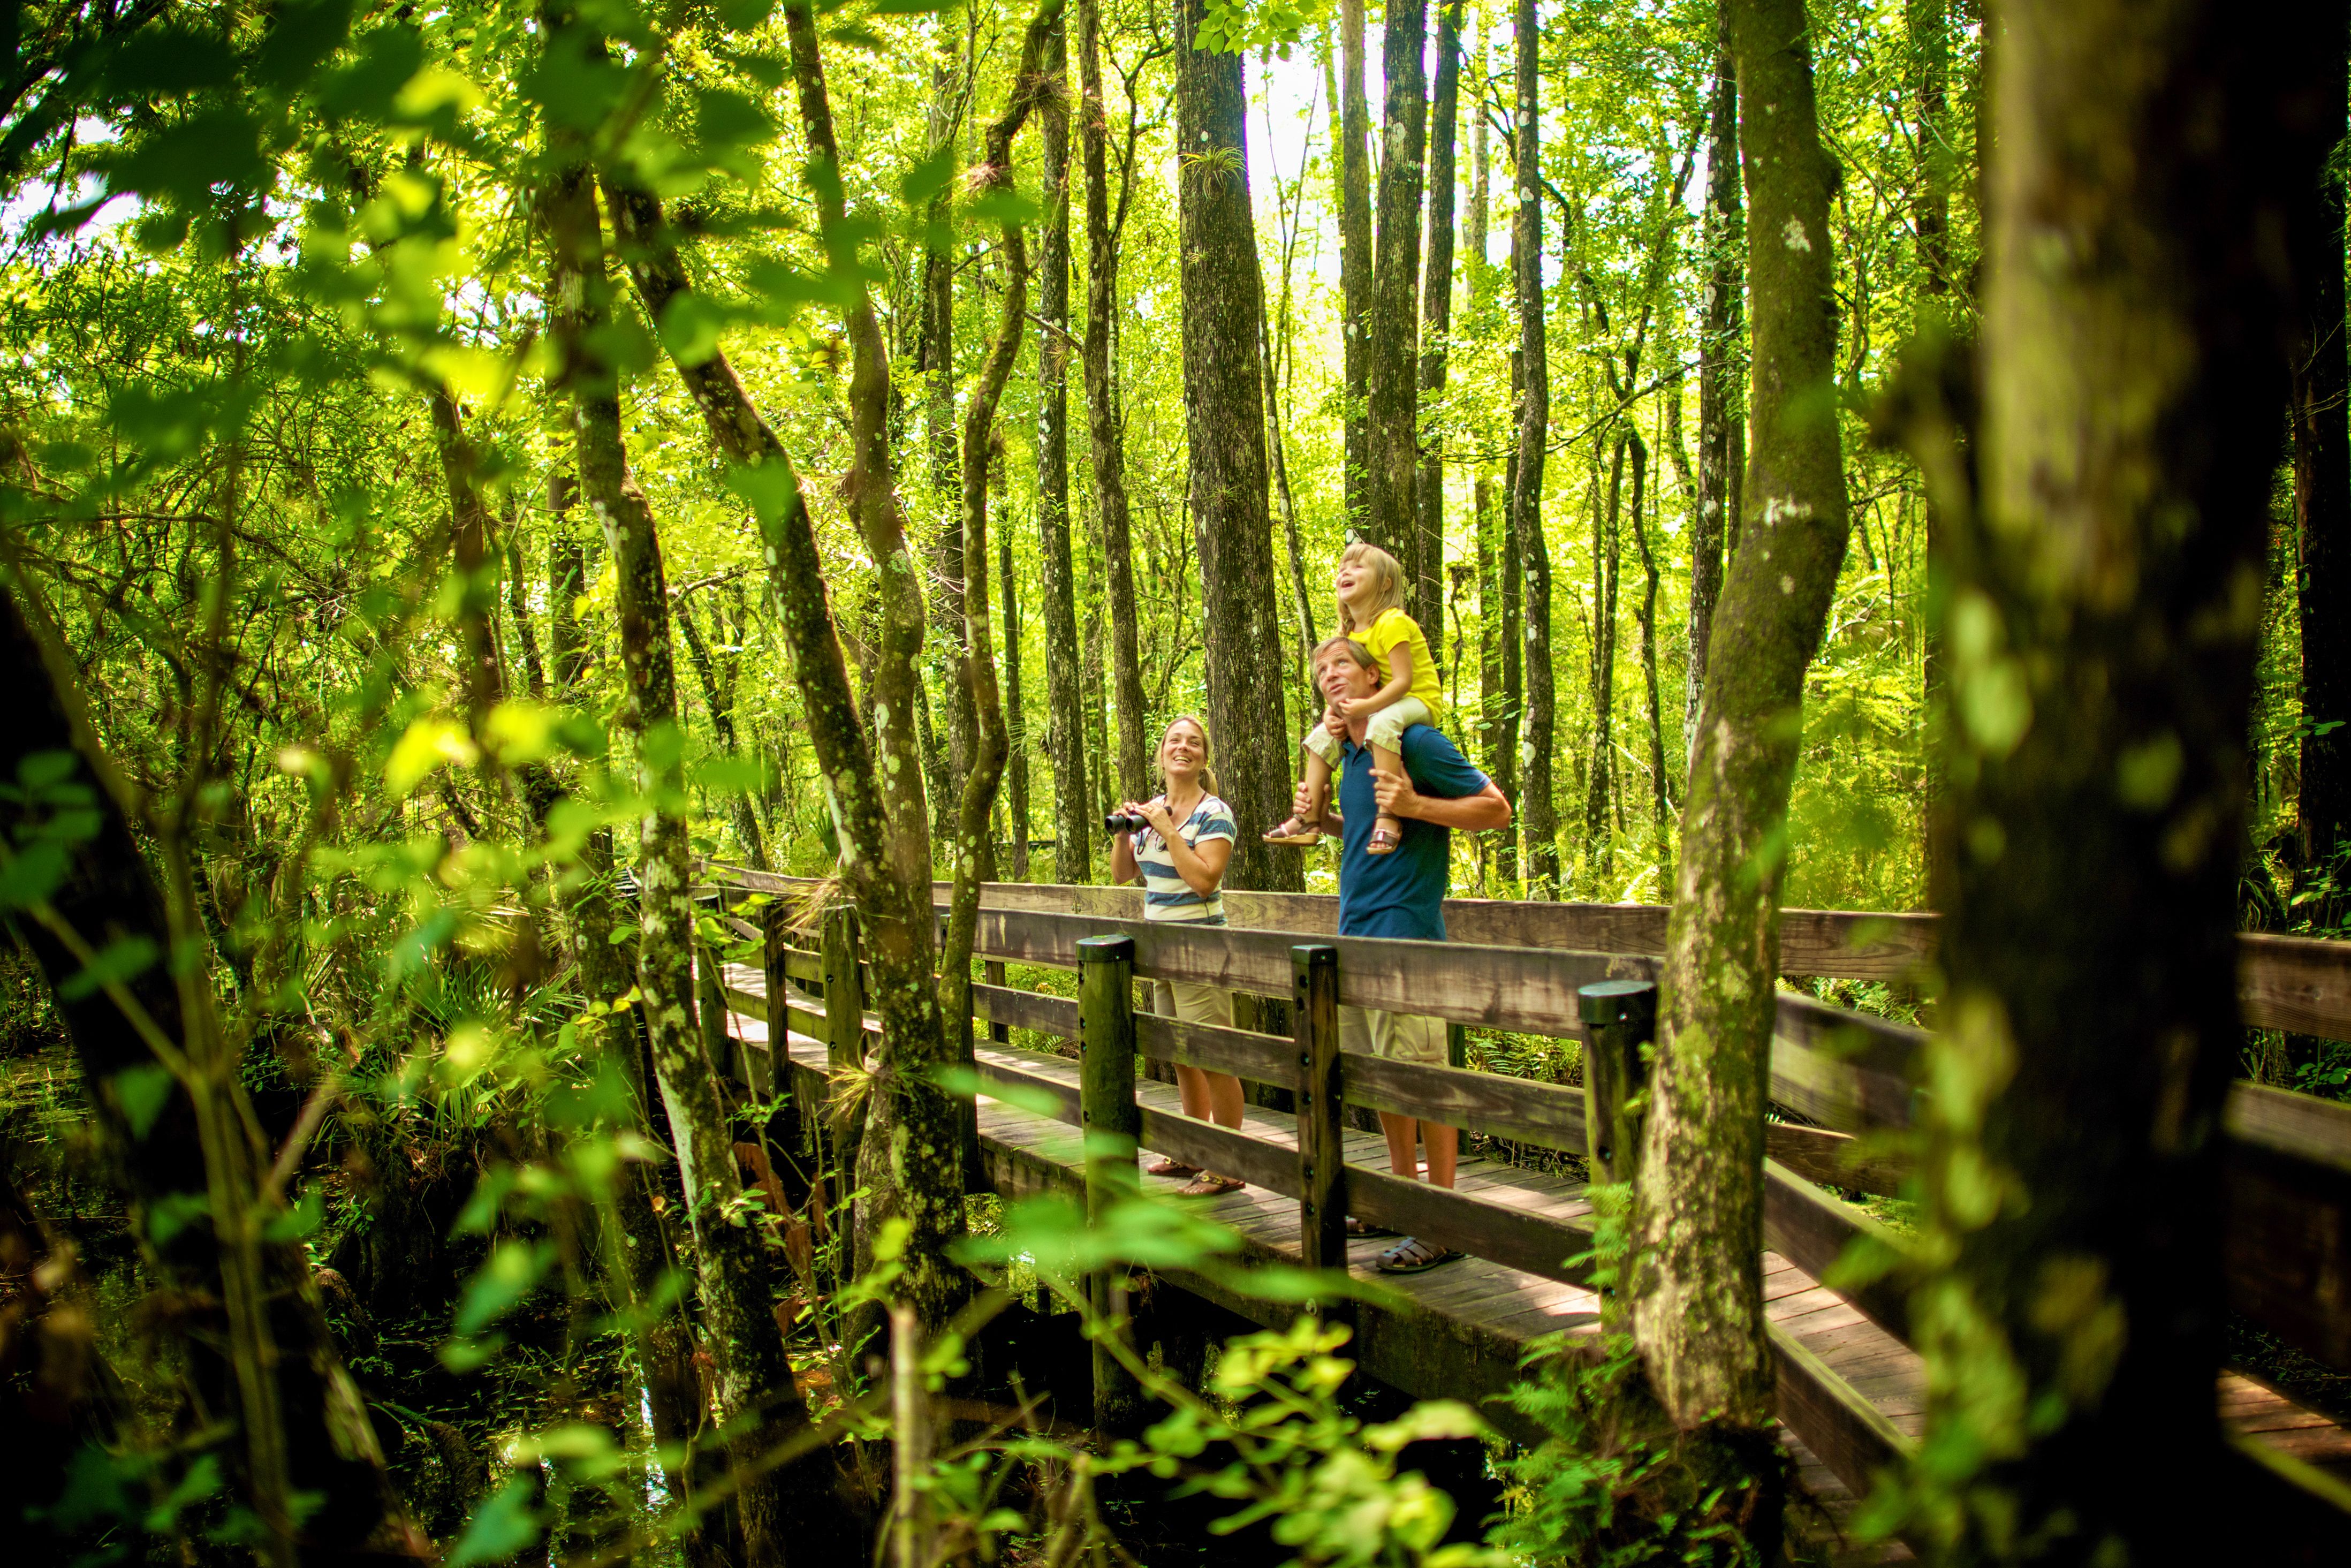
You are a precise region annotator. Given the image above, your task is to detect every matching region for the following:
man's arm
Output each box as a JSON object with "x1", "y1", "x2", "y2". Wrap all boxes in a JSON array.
[{"x1": 1372, "y1": 769, "x2": 1513, "y2": 831}]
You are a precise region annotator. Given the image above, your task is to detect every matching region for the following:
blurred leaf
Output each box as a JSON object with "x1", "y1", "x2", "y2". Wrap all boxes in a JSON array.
[
  {"x1": 111, "y1": 1063, "x2": 178, "y2": 1140},
  {"x1": 61, "y1": 934, "x2": 160, "y2": 1002},
  {"x1": 445, "y1": 1478, "x2": 542, "y2": 1568},
  {"x1": 385, "y1": 715, "x2": 477, "y2": 797},
  {"x1": 454, "y1": 1239, "x2": 556, "y2": 1337},
  {"x1": 254, "y1": 0, "x2": 359, "y2": 90},
  {"x1": 107, "y1": 27, "x2": 239, "y2": 94}
]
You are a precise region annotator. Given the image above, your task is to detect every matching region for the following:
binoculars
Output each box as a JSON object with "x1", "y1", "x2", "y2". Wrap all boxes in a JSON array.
[{"x1": 1105, "y1": 810, "x2": 1151, "y2": 836}]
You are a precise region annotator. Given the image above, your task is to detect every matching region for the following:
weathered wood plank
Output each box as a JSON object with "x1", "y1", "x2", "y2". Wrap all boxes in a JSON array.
[
  {"x1": 1765, "y1": 1122, "x2": 1912, "y2": 1199},
  {"x1": 1769, "y1": 1321, "x2": 1912, "y2": 1498},
  {"x1": 1762, "y1": 1159, "x2": 1912, "y2": 1345},
  {"x1": 2223, "y1": 1127, "x2": 2351, "y2": 1373},
  {"x1": 1135, "y1": 1107, "x2": 1301, "y2": 1196},
  {"x1": 1345, "y1": 1166, "x2": 1596, "y2": 1288},
  {"x1": 1344, "y1": 1054, "x2": 1589, "y2": 1155},
  {"x1": 1132, "y1": 1011, "x2": 1301, "y2": 1088},
  {"x1": 2229, "y1": 1080, "x2": 2351, "y2": 1179},
  {"x1": 972, "y1": 982, "x2": 1080, "y2": 1042}
]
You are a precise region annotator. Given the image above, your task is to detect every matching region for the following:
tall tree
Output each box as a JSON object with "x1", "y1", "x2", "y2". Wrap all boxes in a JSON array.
[
  {"x1": 1178, "y1": 0, "x2": 1302, "y2": 893},
  {"x1": 1368, "y1": 0, "x2": 1429, "y2": 586},
  {"x1": 1912, "y1": 2, "x2": 2334, "y2": 1556},
  {"x1": 1415, "y1": 0, "x2": 1465, "y2": 654},
  {"x1": 1036, "y1": 13, "x2": 1090, "y2": 883},
  {"x1": 1908, "y1": 0, "x2": 1961, "y2": 914},
  {"x1": 1627, "y1": 0, "x2": 1851, "y2": 1538},
  {"x1": 2294, "y1": 26, "x2": 2351, "y2": 878},
  {"x1": 1687, "y1": 20, "x2": 1743, "y2": 751},
  {"x1": 1586, "y1": 434, "x2": 1625, "y2": 872},
  {"x1": 1078, "y1": 0, "x2": 1153, "y2": 806},
  {"x1": 549, "y1": 101, "x2": 837, "y2": 1565},
  {"x1": 1000, "y1": 514, "x2": 1032, "y2": 879},
  {"x1": 1339, "y1": 0, "x2": 1374, "y2": 528},
  {"x1": 1511, "y1": 0, "x2": 1557, "y2": 896}
]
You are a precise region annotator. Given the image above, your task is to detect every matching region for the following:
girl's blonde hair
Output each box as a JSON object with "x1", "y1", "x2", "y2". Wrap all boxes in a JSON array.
[
  {"x1": 1157, "y1": 715, "x2": 1221, "y2": 798},
  {"x1": 1336, "y1": 541, "x2": 1407, "y2": 633}
]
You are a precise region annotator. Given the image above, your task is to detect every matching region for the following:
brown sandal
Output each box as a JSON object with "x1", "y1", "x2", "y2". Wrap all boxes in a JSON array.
[
  {"x1": 1146, "y1": 1156, "x2": 1200, "y2": 1178},
  {"x1": 1367, "y1": 822, "x2": 1403, "y2": 855},
  {"x1": 1177, "y1": 1171, "x2": 1247, "y2": 1197},
  {"x1": 1263, "y1": 815, "x2": 1322, "y2": 846}
]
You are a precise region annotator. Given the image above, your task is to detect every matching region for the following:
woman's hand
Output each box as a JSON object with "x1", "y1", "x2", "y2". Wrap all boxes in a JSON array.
[{"x1": 1137, "y1": 795, "x2": 1177, "y2": 838}]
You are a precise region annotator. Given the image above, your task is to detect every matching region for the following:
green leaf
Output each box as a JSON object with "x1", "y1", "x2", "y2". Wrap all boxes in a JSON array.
[
  {"x1": 111, "y1": 1063, "x2": 179, "y2": 1140},
  {"x1": 446, "y1": 1479, "x2": 542, "y2": 1568},
  {"x1": 107, "y1": 27, "x2": 240, "y2": 94},
  {"x1": 262, "y1": 1187, "x2": 325, "y2": 1244},
  {"x1": 18, "y1": 751, "x2": 79, "y2": 792},
  {"x1": 656, "y1": 290, "x2": 731, "y2": 369},
  {"x1": 254, "y1": 0, "x2": 359, "y2": 91},
  {"x1": 317, "y1": 25, "x2": 427, "y2": 126},
  {"x1": 716, "y1": 0, "x2": 780, "y2": 27},
  {"x1": 61, "y1": 935, "x2": 160, "y2": 1002},
  {"x1": 0, "y1": 838, "x2": 70, "y2": 911},
  {"x1": 899, "y1": 142, "x2": 959, "y2": 209},
  {"x1": 695, "y1": 87, "x2": 776, "y2": 149},
  {"x1": 454, "y1": 1239, "x2": 556, "y2": 1337}
]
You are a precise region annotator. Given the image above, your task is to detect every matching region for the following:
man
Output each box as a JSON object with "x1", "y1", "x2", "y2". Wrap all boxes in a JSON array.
[{"x1": 1292, "y1": 634, "x2": 1513, "y2": 1271}]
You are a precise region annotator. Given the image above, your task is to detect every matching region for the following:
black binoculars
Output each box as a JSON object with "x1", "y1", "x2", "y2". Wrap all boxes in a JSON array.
[{"x1": 1105, "y1": 810, "x2": 1151, "y2": 836}]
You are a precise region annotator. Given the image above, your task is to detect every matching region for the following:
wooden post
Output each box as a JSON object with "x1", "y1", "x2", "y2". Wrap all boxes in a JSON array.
[
  {"x1": 1578, "y1": 978, "x2": 1657, "y2": 1187},
  {"x1": 1293, "y1": 944, "x2": 1346, "y2": 1275},
  {"x1": 694, "y1": 915, "x2": 731, "y2": 1076},
  {"x1": 820, "y1": 903, "x2": 866, "y2": 1074},
  {"x1": 1077, "y1": 935, "x2": 1140, "y2": 1432}
]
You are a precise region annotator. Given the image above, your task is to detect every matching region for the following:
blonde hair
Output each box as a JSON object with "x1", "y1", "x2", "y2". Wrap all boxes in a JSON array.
[
  {"x1": 1157, "y1": 715, "x2": 1221, "y2": 799},
  {"x1": 1313, "y1": 633, "x2": 1382, "y2": 675},
  {"x1": 1336, "y1": 541, "x2": 1407, "y2": 633}
]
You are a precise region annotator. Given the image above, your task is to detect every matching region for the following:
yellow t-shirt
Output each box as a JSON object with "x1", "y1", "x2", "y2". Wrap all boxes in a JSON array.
[{"x1": 1353, "y1": 606, "x2": 1445, "y2": 722}]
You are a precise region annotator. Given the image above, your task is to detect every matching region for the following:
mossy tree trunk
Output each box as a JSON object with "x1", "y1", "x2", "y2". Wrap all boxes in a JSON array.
[
  {"x1": 1510, "y1": 0, "x2": 1556, "y2": 896},
  {"x1": 1368, "y1": 0, "x2": 1427, "y2": 592},
  {"x1": 1687, "y1": 15, "x2": 1742, "y2": 751},
  {"x1": 1627, "y1": 0, "x2": 1849, "y2": 1524},
  {"x1": 1177, "y1": 3, "x2": 1303, "y2": 895},
  {"x1": 1339, "y1": 0, "x2": 1373, "y2": 529},
  {"x1": 1036, "y1": 13, "x2": 1090, "y2": 884},
  {"x1": 1910, "y1": 2, "x2": 2335, "y2": 1557},
  {"x1": 1416, "y1": 0, "x2": 1463, "y2": 653}
]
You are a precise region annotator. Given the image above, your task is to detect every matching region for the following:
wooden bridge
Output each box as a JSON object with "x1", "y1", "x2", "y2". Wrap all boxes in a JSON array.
[{"x1": 694, "y1": 869, "x2": 2351, "y2": 1559}]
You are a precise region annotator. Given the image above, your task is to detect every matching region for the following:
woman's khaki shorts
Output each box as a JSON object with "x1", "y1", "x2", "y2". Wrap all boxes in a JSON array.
[
  {"x1": 1302, "y1": 695, "x2": 1437, "y2": 766},
  {"x1": 1150, "y1": 978, "x2": 1234, "y2": 1029},
  {"x1": 1338, "y1": 1004, "x2": 1447, "y2": 1065}
]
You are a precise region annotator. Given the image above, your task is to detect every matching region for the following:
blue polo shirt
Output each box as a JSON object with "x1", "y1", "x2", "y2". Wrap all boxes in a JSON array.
[{"x1": 1334, "y1": 725, "x2": 1492, "y2": 940}]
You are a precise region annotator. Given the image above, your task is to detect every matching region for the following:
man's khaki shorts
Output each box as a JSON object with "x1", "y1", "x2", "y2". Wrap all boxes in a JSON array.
[{"x1": 1338, "y1": 1004, "x2": 1446, "y2": 1065}]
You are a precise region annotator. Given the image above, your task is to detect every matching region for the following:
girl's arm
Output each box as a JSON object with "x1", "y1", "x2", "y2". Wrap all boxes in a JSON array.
[{"x1": 1341, "y1": 641, "x2": 1416, "y2": 716}]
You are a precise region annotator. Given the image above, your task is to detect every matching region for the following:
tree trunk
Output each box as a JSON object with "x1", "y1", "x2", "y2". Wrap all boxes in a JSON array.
[
  {"x1": 678, "y1": 595, "x2": 771, "y2": 870},
  {"x1": 1627, "y1": 1, "x2": 1848, "y2": 1534},
  {"x1": 2294, "y1": 32, "x2": 2350, "y2": 877},
  {"x1": 1416, "y1": 0, "x2": 1462, "y2": 656},
  {"x1": 1511, "y1": 0, "x2": 1556, "y2": 897},
  {"x1": 1687, "y1": 22, "x2": 1742, "y2": 755},
  {"x1": 1914, "y1": 3, "x2": 2333, "y2": 1556},
  {"x1": 1628, "y1": 430, "x2": 1670, "y2": 885},
  {"x1": 1178, "y1": 0, "x2": 1303, "y2": 893},
  {"x1": 1264, "y1": 307, "x2": 1319, "y2": 725},
  {"x1": 1340, "y1": 0, "x2": 1374, "y2": 531},
  {"x1": 1466, "y1": 17, "x2": 1490, "y2": 306},
  {"x1": 547, "y1": 132, "x2": 838, "y2": 1564},
  {"x1": 1586, "y1": 433, "x2": 1625, "y2": 873},
  {"x1": 922, "y1": 18, "x2": 968, "y2": 855},
  {"x1": 1908, "y1": 0, "x2": 1961, "y2": 914},
  {"x1": 1036, "y1": 14, "x2": 1090, "y2": 883},
  {"x1": 1000, "y1": 518, "x2": 1031, "y2": 880},
  {"x1": 0, "y1": 586, "x2": 424, "y2": 1560},
  {"x1": 1369, "y1": 0, "x2": 1428, "y2": 584},
  {"x1": 1078, "y1": 0, "x2": 1151, "y2": 807}
]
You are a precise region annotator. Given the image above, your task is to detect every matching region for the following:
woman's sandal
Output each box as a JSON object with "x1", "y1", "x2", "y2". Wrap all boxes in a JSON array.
[
  {"x1": 1146, "y1": 1157, "x2": 1200, "y2": 1178},
  {"x1": 1262, "y1": 815, "x2": 1322, "y2": 846},
  {"x1": 1177, "y1": 1171, "x2": 1247, "y2": 1197},
  {"x1": 1375, "y1": 1237, "x2": 1458, "y2": 1274},
  {"x1": 1366, "y1": 822, "x2": 1404, "y2": 855}
]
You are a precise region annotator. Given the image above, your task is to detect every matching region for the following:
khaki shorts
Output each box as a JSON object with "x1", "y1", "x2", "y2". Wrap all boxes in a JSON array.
[
  {"x1": 1150, "y1": 978, "x2": 1234, "y2": 1029},
  {"x1": 1302, "y1": 695, "x2": 1437, "y2": 766},
  {"x1": 1338, "y1": 1004, "x2": 1446, "y2": 1065}
]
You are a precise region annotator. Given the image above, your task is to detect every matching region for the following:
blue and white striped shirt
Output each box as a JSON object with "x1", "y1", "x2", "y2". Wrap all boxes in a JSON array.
[{"x1": 1136, "y1": 793, "x2": 1238, "y2": 925}]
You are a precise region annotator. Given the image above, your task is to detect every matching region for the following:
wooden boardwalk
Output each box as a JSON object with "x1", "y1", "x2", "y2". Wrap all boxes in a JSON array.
[
  {"x1": 725, "y1": 1002, "x2": 2351, "y2": 1557},
  {"x1": 703, "y1": 871, "x2": 2351, "y2": 1557}
]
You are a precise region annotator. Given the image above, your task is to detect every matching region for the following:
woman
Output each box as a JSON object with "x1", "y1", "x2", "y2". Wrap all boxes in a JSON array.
[{"x1": 1109, "y1": 716, "x2": 1248, "y2": 1196}]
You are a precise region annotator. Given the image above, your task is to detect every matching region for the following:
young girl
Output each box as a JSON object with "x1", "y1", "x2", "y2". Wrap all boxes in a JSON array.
[{"x1": 1264, "y1": 542, "x2": 1445, "y2": 855}]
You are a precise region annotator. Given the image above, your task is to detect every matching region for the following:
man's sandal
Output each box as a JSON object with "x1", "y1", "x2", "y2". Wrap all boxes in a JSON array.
[
  {"x1": 1375, "y1": 1237, "x2": 1458, "y2": 1274},
  {"x1": 1146, "y1": 1157, "x2": 1200, "y2": 1178},
  {"x1": 1263, "y1": 816, "x2": 1322, "y2": 846},
  {"x1": 1177, "y1": 1171, "x2": 1246, "y2": 1197},
  {"x1": 1366, "y1": 822, "x2": 1404, "y2": 855}
]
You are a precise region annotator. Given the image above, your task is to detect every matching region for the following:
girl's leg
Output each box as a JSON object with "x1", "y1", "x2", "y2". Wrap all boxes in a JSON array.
[
  {"x1": 1204, "y1": 1070, "x2": 1246, "y2": 1130},
  {"x1": 1266, "y1": 732, "x2": 1334, "y2": 842},
  {"x1": 1174, "y1": 1063, "x2": 1212, "y2": 1121},
  {"x1": 1371, "y1": 742, "x2": 1406, "y2": 846}
]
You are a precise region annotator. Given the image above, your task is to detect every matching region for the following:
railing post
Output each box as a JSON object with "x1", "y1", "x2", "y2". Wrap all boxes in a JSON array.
[
  {"x1": 694, "y1": 903, "x2": 732, "y2": 1076},
  {"x1": 1292, "y1": 944, "x2": 1345, "y2": 1275},
  {"x1": 1077, "y1": 935, "x2": 1140, "y2": 1432},
  {"x1": 820, "y1": 903, "x2": 866, "y2": 1074},
  {"x1": 1578, "y1": 979, "x2": 1658, "y2": 1188}
]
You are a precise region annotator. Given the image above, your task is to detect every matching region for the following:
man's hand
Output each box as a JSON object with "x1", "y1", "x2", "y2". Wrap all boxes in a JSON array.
[{"x1": 1371, "y1": 766, "x2": 1422, "y2": 821}]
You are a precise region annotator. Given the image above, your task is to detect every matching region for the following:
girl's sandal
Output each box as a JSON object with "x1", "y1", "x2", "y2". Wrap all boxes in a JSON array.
[
  {"x1": 1375, "y1": 1237, "x2": 1458, "y2": 1274},
  {"x1": 1366, "y1": 822, "x2": 1404, "y2": 855},
  {"x1": 1263, "y1": 816, "x2": 1322, "y2": 846},
  {"x1": 1146, "y1": 1157, "x2": 1200, "y2": 1178},
  {"x1": 1345, "y1": 1216, "x2": 1398, "y2": 1238},
  {"x1": 1177, "y1": 1171, "x2": 1247, "y2": 1197}
]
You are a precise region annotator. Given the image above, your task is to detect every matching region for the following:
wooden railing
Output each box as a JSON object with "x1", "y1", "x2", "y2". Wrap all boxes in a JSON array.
[{"x1": 702, "y1": 868, "x2": 2351, "y2": 1529}]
